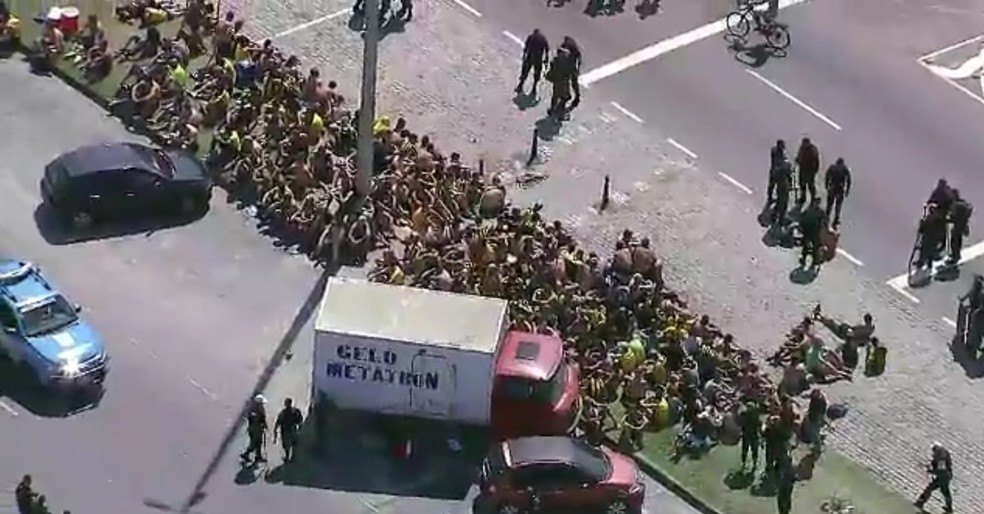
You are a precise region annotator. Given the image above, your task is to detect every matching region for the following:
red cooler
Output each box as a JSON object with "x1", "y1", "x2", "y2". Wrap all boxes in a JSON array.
[{"x1": 60, "y1": 7, "x2": 80, "y2": 35}]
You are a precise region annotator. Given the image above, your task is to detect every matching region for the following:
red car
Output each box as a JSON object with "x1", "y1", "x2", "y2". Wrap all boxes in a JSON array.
[{"x1": 478, "y1": 436, "x2": 645, "y2": 514}]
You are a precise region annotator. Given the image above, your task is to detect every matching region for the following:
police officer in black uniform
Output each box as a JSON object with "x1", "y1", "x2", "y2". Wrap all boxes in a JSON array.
[
  {"x1": 516, "y1": 29, "x2": 549, "y2": 95},
  {"x1": 766, "y1": 139, "x2": 788, "y2": 206},
  {"x1": 274, "y1": 397, "x2": 304, "y2": 463},
  {"x1": 795, "y1": 137, "x2": 820, "y2": 205},
  {"x1": 915, "y1": 442, "x2": 953, "y2": 513},
  {"x1": 560, "y1": 36, "x2": 582, "y2": 109},
  {"x1": 948, "y1": 189, "x2": 973, "y2": 264},
  {"x1": 799, "y1": 198, "x2": 826, "y2": 268},
  {"x1": 824, "y1": 157, "x2": 852, "y2": 228},
  {"x1": 772, "y1": 159, "x2": 793, "y2": 226},
  {"x1": 15, "y1": 475, "x2": 36, "y2": 514}
]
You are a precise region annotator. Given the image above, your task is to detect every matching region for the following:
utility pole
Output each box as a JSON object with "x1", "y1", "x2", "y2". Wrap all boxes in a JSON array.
[{"x1": 355, "y1": 0, "x2": 381, "y2": 209}]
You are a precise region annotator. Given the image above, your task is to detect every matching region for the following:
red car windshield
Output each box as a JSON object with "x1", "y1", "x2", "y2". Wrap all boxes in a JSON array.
[{"x1": 499, "y1": 363, "x2": 569, "y2": 404}]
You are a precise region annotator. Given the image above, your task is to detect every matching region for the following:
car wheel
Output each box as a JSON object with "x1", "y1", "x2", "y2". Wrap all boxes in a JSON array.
[
  {"x1": 497, "y1": 504, "x2": 520, "y2": 514},
  {"x1": 70, "y1": 210, "x2": 93, "y2": 229},
  {"x1": 606, "y1": 500, "x2": 630, "y2": 514}
]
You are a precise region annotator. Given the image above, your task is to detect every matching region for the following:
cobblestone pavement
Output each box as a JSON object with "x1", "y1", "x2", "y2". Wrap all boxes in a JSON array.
[{"x1": 228, "y1": 0, "x2": 984, "y2": 511}]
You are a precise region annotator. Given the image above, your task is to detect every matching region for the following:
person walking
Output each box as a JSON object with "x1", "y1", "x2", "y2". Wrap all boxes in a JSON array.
[
  {"x1": 795, "y1": 137, "x2": 820, "y2": 205},
  {"x1": 240, "y1": 394, "x2": 268, "y2": 465},
  {"x1": 546, "y1": 47, "x2": 573, "y2": 120},
  {"x1": 914, "y1": 442, "x2": 953, "y2": 513},
  {"x1": 274, "y1": 397, "x2": 304, "y2": 463},
  {"x1": 798, "y1": 198, "x2": 825, "y2": 268},
  {"x1": 824, "y1": 157, "x2": 852, "y2": 228},
  {"x1": 516, "y1": 29, "x2": 549, "y2": 95}
]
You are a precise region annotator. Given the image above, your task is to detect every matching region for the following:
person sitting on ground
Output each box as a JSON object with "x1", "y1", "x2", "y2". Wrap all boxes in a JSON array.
[
  {"x1": 864, "y1": 337, "x2": 888, "y2": 376},
  {"x1": 813, "y1": 304, "x2": 875, "y2": 346},
  {"x1": 0, "y1": 10, "x2": 20, "y2": 50},
  {"x1": 82, "y1": 39, "x2": 113, "y2": 81},
  {"x1": 76, "y1": 14, "x2": 105, "y2": 51},
  {"x1": 31, "y1": 16, "x2": 64, "y2": 69},
  {"x1": 117, "y1": 26, "x2": 161, "y2": 61},
  {"x1": 804, "y1": 334, "x2": 853, "y2": 383}
]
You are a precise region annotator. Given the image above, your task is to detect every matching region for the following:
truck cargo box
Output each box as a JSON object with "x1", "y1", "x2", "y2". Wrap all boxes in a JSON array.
[{"x1": 313, "y1": 278, "x2": 510, "y2": 425}]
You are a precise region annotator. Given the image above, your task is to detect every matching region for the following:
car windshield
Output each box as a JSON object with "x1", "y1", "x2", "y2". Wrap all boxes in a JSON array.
[
  {"x1": 499, "y1": 363, "x2": 569, "y2": 404},
  {"x1": 19, "y1": 296, "x2": 78, "y2": 337},
  {"x1": 571, "y1": 439, "x2": 612, "y2": 482},
  {"x1": 134, "y1": 145, "x2": 175, "y2": 178}
]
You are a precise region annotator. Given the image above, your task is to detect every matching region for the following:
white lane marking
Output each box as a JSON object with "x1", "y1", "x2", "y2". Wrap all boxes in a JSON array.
[
  {"x1": 666, "y1": 138, "x2": 698, "y2": 159},
  {"x1": 836, "y1": 248, "x2": 864, "y2": 267},
  {"x1": 578, "y1": 0, "x2": 807, "y2": 85},
  {"x1": 188, "y1": 378, "x2": 218, "y2": 400},
  {"x1": 0, "y1": 399, "x2": 19, "y2": 417},
  {"x1": 610, "y1": 101, "x2": 644, "y2": 123},
  {"x1": 918, "y1": 60, "x2": 984, "y2": 109},
  {"x1": 887, "y1": 278, "x2": 921, "y2": 303},
  {"x1": 273, "y1": 8, "x2": 349, "y2": 38},
  {"x1": 717, "y1": 172, "x2": 753, "y2": 195},
  {"x1": 360, "y1": 498, "x2": 381, "y2": 513},
  {"x1": 919, "y1": 34, "x2": 984, "y2": 62},
  {"x1": 943, "y1": 316, "x2": 957, "y2": 328},
  {"x1": 886, "y1": 239, "x2": 984, "y2": 293},
  {"x1": 745, "y1": 70, "x2": 843, "y2": 130},
  {"x1": 451, "y1": 0, "x2": 482, "y2": 17},
  {"x1": 502, "y1": 30, "x2": 524, "y2": 47}
]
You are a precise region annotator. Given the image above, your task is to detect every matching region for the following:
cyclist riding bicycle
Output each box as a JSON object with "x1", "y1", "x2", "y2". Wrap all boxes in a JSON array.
[{"x1": 751, "y1": 0, "x2": 780, "y2": 31}]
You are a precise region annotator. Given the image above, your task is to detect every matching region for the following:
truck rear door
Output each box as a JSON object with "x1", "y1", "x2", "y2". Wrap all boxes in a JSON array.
[{"x1": 409, "y1": 353, "x2": 455, "y2": 417}]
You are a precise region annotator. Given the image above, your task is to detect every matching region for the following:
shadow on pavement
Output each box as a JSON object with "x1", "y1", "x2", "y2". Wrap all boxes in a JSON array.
[
  {"x1": 258, "y1": 411, "x2": 485, "y2": 499},
  {"x1": 513, "y1": 91, "x2": 540, "y2": 111},
  {"x1": 33, "y1": 202, "x2": 202, "y2": 246},
  {"x1": 727, "y1": 36, "x2": 787, "y2": 69},
  {"x1": 634, "y1": 0, "x2": 661, "y2": 20},
  {"x1": 789, "y1": 266, "x2": 818, "y2": 285},
  {"x1": 173, "y1": 268, "x2": 332, "y2": 513},
  {"x1": 948, "y1": 336, "x2": 984, "y2": 379},
  {"x1": 0, "y1": 359, "x2": 104, "y2": 417}
]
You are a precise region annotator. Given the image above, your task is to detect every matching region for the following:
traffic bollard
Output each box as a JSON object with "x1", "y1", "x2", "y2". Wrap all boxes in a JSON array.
[
  {"x1": 600, "y1": 175, "x2": 611, "y2": 211},
  {"x1": 527, "y1": 128, "x2": 539, "y2": 166}
]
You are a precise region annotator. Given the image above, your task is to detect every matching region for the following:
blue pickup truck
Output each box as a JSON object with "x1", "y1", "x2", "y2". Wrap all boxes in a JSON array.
[{"x1": 0, "y1": 259, "x2": 109, "y2": 391}]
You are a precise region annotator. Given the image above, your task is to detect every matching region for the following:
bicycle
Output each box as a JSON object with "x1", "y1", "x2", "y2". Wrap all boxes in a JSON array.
[{"x1": 725, "y1": 2, "x2": 792, "y2": 50}]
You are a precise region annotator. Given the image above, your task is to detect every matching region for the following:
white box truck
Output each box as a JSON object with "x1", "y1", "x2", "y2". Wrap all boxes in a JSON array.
[{"x1": 312, "y1": 277, "x2": 580, "y2": 439}]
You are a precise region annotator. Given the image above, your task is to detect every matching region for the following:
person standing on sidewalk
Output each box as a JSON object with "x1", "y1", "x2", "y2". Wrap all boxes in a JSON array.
[
  {"x1": 775, "y1": 454, "x2": 797, "y2": 514},
  {"x1": 738, "y1": 399, "x2": 762, "y2": 472},
  {"x1": 795, "y1": 137, "x2": 820, "y2": 205},
  {"x1": 560, "y1": 36, "x2": 582, "y2": 109},
  {"x1": 274, "y1": 397, "x2": 304, "y2": 464},
  {"x1": 824, "y1": 157, "x2": 852, "y2": 228},
  {"x1": 547, "y1": 47, "x2": 574, "y2": 120},
  {"x1": 15, "y1": 475, "x2": 36, "y2": 514},
  {"x1": 516, "y1": 29, "x2": 549, "y2": 95},
  {"x1": 766, "y1": 139, "x2": 788, "y2": 206},
  {"x1": 240, "y1": 394, "x2": 268, "y2": 465},
  {"x1": 915, "y1": 442, "x2": 954, "y2": 513}
]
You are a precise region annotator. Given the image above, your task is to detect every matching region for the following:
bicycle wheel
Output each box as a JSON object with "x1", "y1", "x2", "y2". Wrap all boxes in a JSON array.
[
  {"x1": 725, "y1": 11, "x2": 751, "y2": 38},
  {"x1": 767, "y1": 24, "x2": 791, "y2": 50}
]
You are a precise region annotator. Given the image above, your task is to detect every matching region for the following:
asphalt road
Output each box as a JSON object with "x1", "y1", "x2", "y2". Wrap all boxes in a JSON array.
[
  {"x1": 450, "y1": 0, "x2": 984, "y2": 339},
  {"x1": 0, "y1": 56, "x2": 412, "y2": 514},
  {"x1": 0, "y1": 56, "x2": 698, "y2": 514}
]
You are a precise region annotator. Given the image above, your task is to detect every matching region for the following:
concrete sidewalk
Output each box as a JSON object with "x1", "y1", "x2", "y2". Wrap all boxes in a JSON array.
[{"x1": 232, "y1": 0, "x2": 984, "y2": 511}]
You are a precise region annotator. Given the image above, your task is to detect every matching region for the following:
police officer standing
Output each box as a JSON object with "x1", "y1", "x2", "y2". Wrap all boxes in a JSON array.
[
  {"x1": 546, "y1": 47, "x2": 574, "y2": 120},
  {"x1": 798, "y1": 198, "x2": 826, "y2": 268},
  {"x1": 516, "y1": 29, "x2": 549, "y2": 95},
  {"x1": 914, "y1": 442, "x2": 953, "y2": 513},
  {"x1": 15, "y1": 475, "x2": 36, "y2": 514},
  {"x1": 240, "y1": 394, "x2": 268, "y2": 465},
  {"x1": 766, "y1": 139, "x2": 788, "y2": 206},
  {"x1": 772, "y1": 159, "x2": 793, "y2": 226},
  {"x1": 775, "y1": 453, "x2": 797, "y2": 514},
  {"x1": 274, "y1": 397, "x2": 304, "y2": 463},
  {"x1": 795, "y1": 137, "x2": 820, "y2": 205},
  {"x1": 560, "y1": 36, "x2": 582, "y2": 109},
  {"x1": 948, "y1": 189, "x2": 973, "y2": 265},
  {"x1": 824, "y1": 157, "x2": 852, "y2": 228}
]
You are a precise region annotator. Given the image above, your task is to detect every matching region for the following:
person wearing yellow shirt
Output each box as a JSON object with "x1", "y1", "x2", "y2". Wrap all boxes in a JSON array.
[
  {"x1": 308, "y1": 110, "x2": 325, "y2": 139},
  {"x1": 169, "y1": 62, "x2": 189, "y2": 91}
]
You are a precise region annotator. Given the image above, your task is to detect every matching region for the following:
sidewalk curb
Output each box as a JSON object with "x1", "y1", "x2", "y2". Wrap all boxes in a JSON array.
[{"x1": 604, "y1": 437, "x2": 725, "y2": 514}]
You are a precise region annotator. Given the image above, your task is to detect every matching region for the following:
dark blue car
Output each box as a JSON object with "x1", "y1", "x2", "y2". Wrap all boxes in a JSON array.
[{"x1": 41, "y1": 142, "x2": 212, "y2": 229}]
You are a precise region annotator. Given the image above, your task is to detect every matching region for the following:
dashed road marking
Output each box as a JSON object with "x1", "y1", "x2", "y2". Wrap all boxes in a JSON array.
[
  {"x1": 578, "y1": 0, "x2": 808, "y2": 85},
  {"x1": 745, "y1": 70, "x2": 843, "y2": 131},
  {"x1": 360, "y1": 498, "x2": 381, "y2": 514},
  {"x1": 717, "y1": 172, "x2": 753, "y2": 195},
  {"x1": 0, "y1": 399, "x2": 19, "y2": 417},
  {"x1": 188, "y1": 378, "x2": 218, "y2": 401},
  {"x1": 502, "y1": 30, "x2": 524, "y2": 47},
  {"x1": 610, "y1": 101, "x2": 644, "y2": 123},
  {"x1": 598, "y1": 112, "x2": 617, "y2": 123},
  {"x1": 273, "y1": 8, "x2": 350, "y2": 38},
  {"x1": 943, "y1": 316, "x2": 958, "y2": 328},
  {"x1": 836, "y1": 248, "x2": 864, "y2": 267},
  {"x1": 666, "y1": 138, "x2": 698, "y2": 159},
  {"x1": 451, "y1": 0, "x2": 482, "y2": 17}
]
